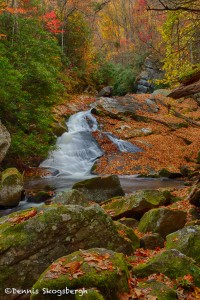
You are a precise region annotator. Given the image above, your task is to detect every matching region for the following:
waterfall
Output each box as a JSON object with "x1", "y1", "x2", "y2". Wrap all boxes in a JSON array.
[
  {"x1": 40, "y1": 110, "x2": 142, "y2": 176},
  {"x1": 40, "y1": 111, "x2": 103, "y2": 176}
]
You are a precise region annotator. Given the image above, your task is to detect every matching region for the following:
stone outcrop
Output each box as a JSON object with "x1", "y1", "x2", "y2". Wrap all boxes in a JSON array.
[
  {"x1": 0, "y1": 168, "x2": 23, "y2": 207},
  {"x1": 135, "y1": 56, "x2": 164, "y2": 94},
  {"x1": 0, "y1": 204, "x2": 135, "y2": 297},
  {"x1": 72, "y1": 175, "x2": 125, "y2": 203},
  {"x1": 0, "y1": 121, "x2": 11, "y2": 164},
  {"x1": 31, "y1": 248, "x2": 130, "y2": 300}
]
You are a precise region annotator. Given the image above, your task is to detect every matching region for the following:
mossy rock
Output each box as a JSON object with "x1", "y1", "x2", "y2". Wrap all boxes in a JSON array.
[
  {"x1": 27, "y1": 191, "x2": 52, "y2": 203},
  {"x1": 114, "y1": 221, "x2": 140, "y2": 250},
  {"x1": 159, "y1": 169, "x2": 182, "y2": 179},
  {"x1": 31, "y1": 248, "x2": 130, "y2": 300},
  {"x1": 166, "y1": 225, "x2": 200, "y2": 264},
  {"x1": 138, "y1": 208, "x2": 187, "y2": 238},
  {"x1": 138, "y1": 280, "x2": 177, "y2": 300},
  {"x1": 102, "y1": 190, "x2": 170, "y2": 220},
  {"x1": 0, "y1": 204, "x2": 134, "y2": 297},
  {"x1": 72, "y1": 175, "x2": 125, "y2": 203},
  {"x1": 53, "y1": 190, "x2": 90, "y2": 207},
  {"x1": 133, "y1": 249, "x2": 200, "y2": 287},
  {"x1": 0, "y1": 168, "x2": 23, "y2": 207}
]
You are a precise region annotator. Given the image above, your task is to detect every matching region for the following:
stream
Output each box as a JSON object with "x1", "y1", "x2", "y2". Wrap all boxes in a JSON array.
[{"x1": 0, "y1": 109, "x2": 184, "y2": 216}]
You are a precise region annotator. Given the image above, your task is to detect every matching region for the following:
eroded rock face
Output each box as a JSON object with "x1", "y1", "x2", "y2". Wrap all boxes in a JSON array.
[
  {"x1": 101, "y1": 190, "x2": 171, "y2": 220},
  {"x1": 0, "y1": 168, "x2": 23, "y2": 207},
  {"x1": 138, "y1": 208, "x2": 187, "y2": 238},
  {"x1": 0, "y1": 204, "x2": 134, "y2": 297},
  {"x1": 31, "y1": 248, "x2": 130, "y2": 300},
  {"x1": 72, "y1": 175, "x2": 125, "y2": 203},
  {"x1": 0, "y1": 121, "x2": 11, "y2": 164},
  {"x1": 166, "y1": 225, "x2": 200, "y2": 264},
  {"x1": 132, "y1": 249, "x2": 200, "y2": 287}
]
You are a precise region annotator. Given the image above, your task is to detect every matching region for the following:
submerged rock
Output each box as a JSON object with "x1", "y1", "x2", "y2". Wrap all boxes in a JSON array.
[
  {"x1": 72, "y1": 175, "x2": 124, "y2": 203},
  {"x1": 138, "y1": 208, "x2": 187, "y2": 238},
  {"x1": 31, "y1": 248, "x2": 130, "y2": 300},
  {"x1": 0, "y1": 168, "x2": 23, "y2": 207},
  {"x1": 166, "y1": 225, "x2": 200, "y2": 264},
  {"x1": 101, "y1": 190, "x2": 170, "y2": 220},
  {"x1": 133, "y1": 249, "x2": 200, "y2": 287},
  {"x1": 0, "y1": 204, "x2": 134, "y2": 296}
]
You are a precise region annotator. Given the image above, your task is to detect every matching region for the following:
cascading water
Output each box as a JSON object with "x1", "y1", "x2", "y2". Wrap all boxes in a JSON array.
[
  {"x1": 40, "y1": 111, "x2": 103, "y2": 176},
  {"x1": 40, "y1": 109, "x2": 142, "y2": 176}
]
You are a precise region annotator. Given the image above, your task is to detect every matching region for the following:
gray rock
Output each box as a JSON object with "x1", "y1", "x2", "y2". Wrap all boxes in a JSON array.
[
  {"x1": 138, "y1": 208, "x2": 187, "y2": 238},
  {"x1": 0, "y1": 204, "x2": 134, "y2": 296},
  {"x1": 0, "y1": 121, "x2": 11, "y2": 163},
  {"x1": 72, "y1": 175, "x2": 125, "y2": 203},
  {"x1": 97, "y1": 86, "x2": 113, "y2": 97},
  {"x1": 0, "y1": 168, "x2": 23, "y2": 207}
]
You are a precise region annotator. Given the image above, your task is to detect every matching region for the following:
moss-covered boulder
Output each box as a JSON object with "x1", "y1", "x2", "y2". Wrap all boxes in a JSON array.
[
  {"x1": 114, "y1": 221, "x2": 140, "y2": 248},
  {"x1": 132, "y1": 249, "x2": 200, "y2": 287},
  {"x1": 166, "y1": 225, "x2": 200, "y2": 264},
  {"x1": 188, "y1": 183, "x2": 200, "y2": 207},
  {"x1": 138, "y1": 281, "x2": 177, "y2": 300},
  {"x1": 138, "y1": 208, "x2": 187, "y2": 238},
  {"x1": 101, "y1": 190, "x2": 170, "y2": 220},
  {"x1": 72, "y1": 175, "x2": 124, "y2": 203},
  {"x1": 31, "y1": 248, "x2": 130, "y2": 300},
  {"x1": 0, "y1": 168, "x2": 23, "y2": 207},
  {"x1": 140, "y1": 233, "x2": 164, "y2": 249},
  {"x1": 0, "y1": 205, "x2": 134, "y2": 297},
  {"x1": 53, "y1": 190, "x2": 90, "y2": 207}
]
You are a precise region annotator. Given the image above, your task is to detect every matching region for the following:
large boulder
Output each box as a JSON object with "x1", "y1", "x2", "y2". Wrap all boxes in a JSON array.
[
  {"x1": 138, "y1": 208, "x2": 187, "y2": 238},
  {"x1": 133, "y1": 249, "x2": 200, "y2": 287},
  {"x1": 101, "y1": 190, "x2": 171, "y2": 220},
  {"x1": 0, "y1": 121, "x2": 11, "y2": 163},
  {"x1": 166, "y1": 225, "x2": 200, "y2": 264},
  {"x1": 72, "y1": 175, "x2": 125, "y2": 203},
  {"x1": 0, "y1": 168, "x2": 23, "y2": 207},
  {"x1": 0, "y1": 204, "x2": 135, "y2": 296},
  {"x1": 31, "y1": 248, "x2": 130, "y2": 300}
]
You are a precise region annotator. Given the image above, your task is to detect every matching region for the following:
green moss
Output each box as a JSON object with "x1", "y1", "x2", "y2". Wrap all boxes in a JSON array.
[
  {"x1": 31, "y1": 249, "x2": 130, "y2": 300},
  {"x1": 75, "y1": 289, "x2": 105, "y2": 299},
  {"x1": 114, "y1": 221, "x2": 140, "y2": 251},
  {"x1": 1, "y1": 168, "x2": 23, "y2": 185}
]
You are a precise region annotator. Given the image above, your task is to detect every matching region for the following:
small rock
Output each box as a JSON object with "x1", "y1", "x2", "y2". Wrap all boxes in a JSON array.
[
  {"x1": 140, "y1": 233, "x2": 164, "y2": 250},
  {"x1": 97, "y1": 86, "x2": 113, "y2": 97},
  {"x1": 0, "y1": 121, "x2": 11, "y2": 163}
]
